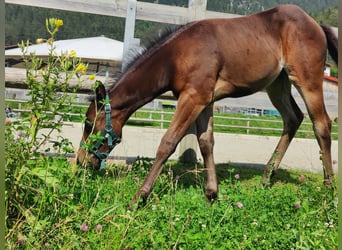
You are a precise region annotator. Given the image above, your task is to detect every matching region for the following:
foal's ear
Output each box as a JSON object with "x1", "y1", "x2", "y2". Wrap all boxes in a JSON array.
[{"x1": 95, "y1": 81, "x2": 106, "y2": 102}]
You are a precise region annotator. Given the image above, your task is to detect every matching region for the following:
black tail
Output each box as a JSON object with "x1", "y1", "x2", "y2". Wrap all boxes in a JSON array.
[{"x1": 321, "y1": 25, "x2": 338, "y2": 66}]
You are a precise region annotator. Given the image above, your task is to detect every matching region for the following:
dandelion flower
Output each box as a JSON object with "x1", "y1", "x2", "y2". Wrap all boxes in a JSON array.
[
  {"x1": 70, "y1": 50, "x2": 77, "y2": 57},
  {"x1": 88, "y1": 74, "x2": 95, "y2": 80},
  {"x1": 75, "y1": 63, "x2": 87, "y2": 75},
  {"x1": 55, "y1": 19, "x2": 64, "y2": 27}
]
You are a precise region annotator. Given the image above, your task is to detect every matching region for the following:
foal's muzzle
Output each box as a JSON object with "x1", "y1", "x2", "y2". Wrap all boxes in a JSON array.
[{"x1": 78, "y1": 91, "x2": 121, "y2": 169}]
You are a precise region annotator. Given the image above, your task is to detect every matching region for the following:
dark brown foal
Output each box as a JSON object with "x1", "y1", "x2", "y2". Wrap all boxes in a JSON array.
[{"x1": 77, "y1": 4, "x2": 338, "y2": 206}]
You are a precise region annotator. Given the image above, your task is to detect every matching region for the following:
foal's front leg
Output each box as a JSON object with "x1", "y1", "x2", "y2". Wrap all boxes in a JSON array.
[
  {"x1": 196, "y1": 104, "x2": 218, "y2": 202},
  {"x1": 129, "y1": 93, "x2": 207, "y2": 207}
]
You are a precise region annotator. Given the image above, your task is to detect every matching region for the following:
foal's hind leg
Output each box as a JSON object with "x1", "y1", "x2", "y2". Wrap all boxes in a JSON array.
[
  {"x1": 195, "y1": 104, "x2": 217, "y2": 202},
  {"x1": 295, "y1": 84, "x2": 333, "y2": 185},
  {"x1": 263, "y1": 71, "x2": 304, "y2": 184}
]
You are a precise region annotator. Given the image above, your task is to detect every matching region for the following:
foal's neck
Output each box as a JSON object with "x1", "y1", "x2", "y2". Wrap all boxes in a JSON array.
[{"x1": 109, "y1": 54, "x2": 171, "y2": 127}]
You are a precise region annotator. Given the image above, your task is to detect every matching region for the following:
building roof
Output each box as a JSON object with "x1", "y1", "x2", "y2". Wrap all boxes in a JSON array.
[
  {"x1": 5, "y1": 36, "x2": 123, "y2": 62},
  {"x1": 324, "y1": 75, "x2": 338, "y2": 84}
]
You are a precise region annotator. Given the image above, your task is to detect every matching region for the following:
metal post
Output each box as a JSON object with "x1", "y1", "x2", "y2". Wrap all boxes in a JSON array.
[
  {"x1": 188, "y1": 0, "x2": 207, "y2": 21},
  {"x1": 178, "y1": 0, "x2": 207, "y2": 164},
  {"x1": 122, "y1": 0, "x2": 140, "y2": 72},
  {"x1": 247, "y1": 119, "x2": 250, "y2": 134},
  {"x1": 161, "y1": 113, "x2": 164, "y2": 129}
]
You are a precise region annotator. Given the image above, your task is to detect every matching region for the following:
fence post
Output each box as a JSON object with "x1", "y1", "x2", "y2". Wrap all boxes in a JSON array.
[
  {"x1": 246, "y1": 119, "x2": 250, "y2": 134},
  {"x1": 188, "y1": 0, "x2": 207, "y2": 20},
  {"x1": 122, "y1": 0, "x2": 140, "y2": 72},
  {"x1": 178, "y1": 122, "x2": 198, "y2": 163},
  {"x1": 161, "y1": 113, "x2": 164, "y2": 129},
  {"x1": 18, "y1": 102, "x2": 22, "y2": 118},
  {"x1": 178, "y1": 0, "x2": 207, "y2": 164}
]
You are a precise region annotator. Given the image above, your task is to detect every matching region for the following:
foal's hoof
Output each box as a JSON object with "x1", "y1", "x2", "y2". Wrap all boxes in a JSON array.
[
  {"x1": 127, "y1": 199, "x2": 139, "y2": 211},
  {"x1": 127, "y1": 197, "x2": 147, "y2": 211},
  {"x1": 205, "y1": 190, "x2": 218, "y2": 203},
  {"x1": 127, "y1": 190, "x2": 148, "y2": 210},
  {"x1": 261, "y1": 171, "x2": 277, "y2": 188},
  {"x1": 260, "y1": 178, "x2": 271, "y2": 188},
  {"x1": 323, "y1": 180, "x2": 331, "y2": 187},
  {"x1": 323, "y1": 176, "x2": 335, "y2": 188}
]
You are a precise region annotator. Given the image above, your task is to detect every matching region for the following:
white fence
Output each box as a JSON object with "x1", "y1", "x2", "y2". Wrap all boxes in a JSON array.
[
  {"x1": 5, "y1": 98, "x2": 339, "y2": 139},
  {"x1": 5, "y1": 0, "x2": 240, "y2": 24}
]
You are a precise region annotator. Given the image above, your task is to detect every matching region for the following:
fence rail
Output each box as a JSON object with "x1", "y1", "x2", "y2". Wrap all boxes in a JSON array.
[
  {"x1": 5, "y1": 98, "x2": 338, "y2": 138},
  {"x1": 129, "y1": 109, "x2": 338, "y2": 137}
]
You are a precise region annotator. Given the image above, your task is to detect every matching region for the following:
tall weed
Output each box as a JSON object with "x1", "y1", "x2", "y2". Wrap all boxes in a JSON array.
[{"x1": 5, "y1": 18, "x2": 94, "y2": 247}]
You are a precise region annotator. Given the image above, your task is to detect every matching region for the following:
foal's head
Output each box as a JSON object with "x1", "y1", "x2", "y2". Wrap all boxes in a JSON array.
[{"x1": 77, "y1": 81, "x2": 121, "y2": 169}]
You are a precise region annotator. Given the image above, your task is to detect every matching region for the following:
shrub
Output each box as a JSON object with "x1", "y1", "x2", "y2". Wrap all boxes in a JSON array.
[{"x1": 5, "y1": 18, "x2": 94, "y2": 246}]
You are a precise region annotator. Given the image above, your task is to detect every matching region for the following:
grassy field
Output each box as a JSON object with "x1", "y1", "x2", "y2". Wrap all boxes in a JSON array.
[
  {"x1": 6, "y1": 157, "x2": 338, "y2": 249},
  {"x1": 5, "y1": 103, "x2": 338, "y2": 249}
]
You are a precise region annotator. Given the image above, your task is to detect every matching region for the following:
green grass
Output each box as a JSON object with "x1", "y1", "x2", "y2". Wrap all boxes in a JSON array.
[{"x1": 6, "y1": 157, "x2": 338, "y2": 249}]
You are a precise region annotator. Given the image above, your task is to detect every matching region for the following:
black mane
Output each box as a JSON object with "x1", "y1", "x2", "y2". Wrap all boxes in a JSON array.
[
  {"x1": 108, "y1": 24, "x2": 189, "y2": 91},
  {"x1": 125, "y1": 24, "x2": 184, "y2": 71}
]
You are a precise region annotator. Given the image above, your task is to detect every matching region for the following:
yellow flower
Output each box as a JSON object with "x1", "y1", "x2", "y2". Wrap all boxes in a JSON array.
[
  {"x1": 70, "y1": 50, "x2": 77, "y2": 57},
  {"x1": 75, "y1": 63, "x2": 87, "y2": 75},
  {"x1": 88, "y1": 74, "x2": 95, "y2": 80},
  {"x1": 55, "y1": 19, "x2": 64, "y2": 28}
]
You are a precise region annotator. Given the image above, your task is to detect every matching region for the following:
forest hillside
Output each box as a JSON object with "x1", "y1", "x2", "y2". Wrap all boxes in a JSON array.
[{"x1": 5, "y1": 0, "x2": 338, "y2": 46}]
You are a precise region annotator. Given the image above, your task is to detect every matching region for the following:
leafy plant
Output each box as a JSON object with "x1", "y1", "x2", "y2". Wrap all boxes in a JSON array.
[{"x1": 5, "y1": 18, "x2": 94, "y2": 246}]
